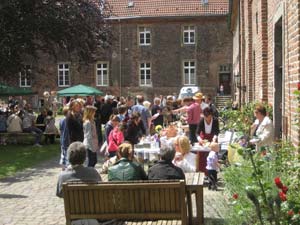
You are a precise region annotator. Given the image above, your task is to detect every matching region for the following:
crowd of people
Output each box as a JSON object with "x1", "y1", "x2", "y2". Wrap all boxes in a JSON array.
[
  {"x1": 0, "y1": 98, "x2": 57, "y2": 146},
  {"x1": 1, "y1": 91, "x2": 274, "y2": 198},
  {"x1": 54, "y1": 91, "x2": 225, "y2": 200}
]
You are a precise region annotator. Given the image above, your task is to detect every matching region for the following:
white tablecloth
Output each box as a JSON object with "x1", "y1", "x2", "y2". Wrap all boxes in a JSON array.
[
  {"x1": 191, "y1": 145, "x2": 211, "y2": 152},
  {"x1": 134, "y1": 147, "x2": 160, "y2": 161}
]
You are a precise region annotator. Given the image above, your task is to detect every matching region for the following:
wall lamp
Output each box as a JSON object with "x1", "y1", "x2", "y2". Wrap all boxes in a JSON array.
[{"x1": 234, "y1": 73, "x2": 246, "y2": 92}]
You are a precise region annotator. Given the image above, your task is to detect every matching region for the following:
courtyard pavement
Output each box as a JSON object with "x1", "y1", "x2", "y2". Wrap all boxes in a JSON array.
[{"x1": 0, "y1": 156, "x2": 227, "y2": 225}]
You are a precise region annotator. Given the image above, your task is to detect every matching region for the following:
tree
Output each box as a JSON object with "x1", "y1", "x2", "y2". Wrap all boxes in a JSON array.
[{"x1": 0, "y1": 0, "x2": 112, "y2": 78}]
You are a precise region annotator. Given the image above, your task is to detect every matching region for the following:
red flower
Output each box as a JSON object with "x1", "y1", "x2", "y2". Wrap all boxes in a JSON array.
[
  {"x1": 233, "y1": 193, "x2": 239, "y2": 199},
  {"x1": 281, "y1": 186, "x2": 289, "y2": 194},
  {"x1": 274, "y1": 177, "x2": 283, "y2": 189},
  {"x1": 287, "y1": 210, "x2": 294, "y2": 216},
  {"x1": 279, "y1": 192, "x2": 287, "y2": 201}
]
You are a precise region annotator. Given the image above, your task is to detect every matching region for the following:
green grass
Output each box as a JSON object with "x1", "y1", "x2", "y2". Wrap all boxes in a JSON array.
[{"x1": 0, "y1": 143, "x2": 60, "y2": 179}]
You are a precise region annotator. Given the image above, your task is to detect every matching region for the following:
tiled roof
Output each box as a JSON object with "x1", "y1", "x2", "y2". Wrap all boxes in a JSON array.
[{"x1": 106, "y1": 0, "x2": 229, "y2": 19}]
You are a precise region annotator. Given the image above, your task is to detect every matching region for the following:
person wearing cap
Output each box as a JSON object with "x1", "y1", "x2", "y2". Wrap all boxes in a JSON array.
[
  {"x1": 108, "y1": 142, "x2": 147, "y2": 181},
  {"x1": 173, "y1": 92, "x2": 203, "y2": 144},
  {"x1": 83, "y1": 105, "x2": 99, "y2": 167},
  {"x1": 148, "y1": 145, "x2": 185, "y2": 180}
]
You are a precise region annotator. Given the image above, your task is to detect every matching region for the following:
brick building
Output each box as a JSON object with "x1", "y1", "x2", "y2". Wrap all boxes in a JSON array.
[
  {"x1": 4, "y1": 0, "x2": 232, "y2": 106},
  {"x1": 229, "y1": 0, "x2": 300, "y2": 145}
]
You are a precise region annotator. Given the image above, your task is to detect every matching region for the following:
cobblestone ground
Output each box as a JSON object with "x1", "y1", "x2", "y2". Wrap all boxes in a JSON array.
[{"x1": 0, "y1": 157, "x2": 227, "y2": 225}]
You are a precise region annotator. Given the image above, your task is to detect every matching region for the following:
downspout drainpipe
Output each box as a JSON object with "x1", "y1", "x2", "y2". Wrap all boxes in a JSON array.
[
  {"x1": 119, "y1": 19, "x2": 122, "y2": 97},
  {"x1": 238, "y1": 0, "x2": 242, "y2": 108}
]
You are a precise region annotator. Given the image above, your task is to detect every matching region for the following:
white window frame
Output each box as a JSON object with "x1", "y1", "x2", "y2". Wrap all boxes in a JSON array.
[
  {"x1": 58, "y1": 63, "x2": 70, "y2": 87},
  {"x1": 183, "y1": 60, "x2": 196, "y2": 85},
  {"x1": 139, "y1": 27, "x2": 151, "y2": 46},
  {"x1": 96, "y1": 62, "x2": 109, "y2": 86},
  {"x1": 183, "y1": 25, "x2": 196, "y2": 45},
  {"x1": 139, "y1": 62, "x2": 151, "y2": 86},
  {"x1": 19, "y1": 65, "x2": 31, "y2": 87}
]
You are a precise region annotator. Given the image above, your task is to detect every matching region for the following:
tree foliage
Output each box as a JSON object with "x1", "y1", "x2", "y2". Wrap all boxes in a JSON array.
[{"x1": 0, "y1": 0, "x2": 112, "y2": 77}]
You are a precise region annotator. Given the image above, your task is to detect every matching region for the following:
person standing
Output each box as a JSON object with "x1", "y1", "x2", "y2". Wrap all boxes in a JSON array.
[
  {"x1": 219, "y1": 84, "x2": 224, "y2": 96},
  {"x1": 94, "y1": 95, "x2": 103, "y2": 146},
  {"x1": 59, "y1": 106, "x2": 70, "y2": 169},
  {"x1": 173, "y1": 93, "x2": 202, "y2": 144},
  {"x1": 131, "y1": 95, "x2": 151, "y2": 135},
  {"x1": 107, "y1": 123, "x2": 124, "y2": 158},
  {"x1": 206, "y1": 145, "x2": 220, "y2": 190},
  {"x1": 197, "y1": 107, "x2": 220, "y2": 143},
  {"x1": 151, "y1": 97, "x2": 164, "y2": 127},
  {"x1": 66, "y1": 100, "x2": 83, "y2": 143},
  {"x1": 83, "y1": 105, "x2": 99, "y2": 167},
  {"x1": 124, "y1": 112, "x2": 143, "y2": 146}
]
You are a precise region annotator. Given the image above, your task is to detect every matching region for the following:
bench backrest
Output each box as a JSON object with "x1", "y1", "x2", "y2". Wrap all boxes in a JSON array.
[{"x1": 63, "y1": 180, "x2": 187, "y2": 225}]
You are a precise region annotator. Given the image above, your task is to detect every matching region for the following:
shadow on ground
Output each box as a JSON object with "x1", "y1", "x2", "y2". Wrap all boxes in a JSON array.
[
  {"x1": 204, "y1": 218, "x2": 226, "y2": 225},
  {"x1": 0, "y1": 193, "x2": 28, "y2": 199},
  {"x1": 0, "y1": 157, "x2": 61, "y2": 185}
]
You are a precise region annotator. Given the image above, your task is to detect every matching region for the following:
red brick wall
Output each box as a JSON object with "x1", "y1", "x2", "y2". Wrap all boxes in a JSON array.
[{"x1": 236, "y1": 0, "x2": 300, "y2": 145}]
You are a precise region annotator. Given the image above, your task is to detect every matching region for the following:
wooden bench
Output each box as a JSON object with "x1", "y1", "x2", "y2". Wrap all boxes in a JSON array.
[
  {"x1": 0, "y1": 132, "x2": 34, "y2": 144},
  {"x1": 62, "y1": 180, "x2": 187, "y2": 225}
]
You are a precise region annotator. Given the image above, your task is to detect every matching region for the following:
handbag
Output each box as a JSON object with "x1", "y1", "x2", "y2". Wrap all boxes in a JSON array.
[{"x1": 99, "y1": 140, "x2": 108, "y2": 156}]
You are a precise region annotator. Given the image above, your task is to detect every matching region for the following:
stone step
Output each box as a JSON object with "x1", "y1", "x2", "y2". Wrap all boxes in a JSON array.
[{"x1": 215, "y1": 95, "x2": 232, "y2": 108}]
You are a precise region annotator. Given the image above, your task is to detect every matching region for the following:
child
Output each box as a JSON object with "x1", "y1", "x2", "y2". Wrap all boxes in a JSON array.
[
  {"x1": 107, "y1": 123, "x2": 124, "y2": 158},
  {"x1": 59, "y1": 107, "x2": 70, "y2": 169},
  {"x1": 44, "y1": 110, "x2": 57, "y2": 144},
  {"x1": 83, "y1": 105, "x2": 99, "y2": 167},
  {"x1": 206, "y1": 142, "x2": 220, "y2": 190}
]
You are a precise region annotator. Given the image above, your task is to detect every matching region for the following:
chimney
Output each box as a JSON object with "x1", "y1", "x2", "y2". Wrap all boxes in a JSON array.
[
  {"x1": 128, "y1": 0, "x2": 134, "y2": 8},
  {"x1": 202, "y1": 0, "x2": 208, "y2": 5}
]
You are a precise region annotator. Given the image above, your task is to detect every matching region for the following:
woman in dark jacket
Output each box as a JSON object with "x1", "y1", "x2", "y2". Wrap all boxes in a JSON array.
[
  {"x1": 197, "y1": 107, "x2": 220, "y2": 143},
  {"x1": 66, "y1": 100, "x2": 84, "y2": 143},
  {"x1": 125, "y1": 112, "x2": 143, "y2": 145}
]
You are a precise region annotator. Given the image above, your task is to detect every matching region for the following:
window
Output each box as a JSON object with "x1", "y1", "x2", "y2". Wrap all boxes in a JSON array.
[
  {"x1": 19, "y1": 65, "x2": 31, "y2": 87},
  {"x1": 139, "y1": 27, "x2": 151, "y2": 46},
  {"x1": 256, "y1": 12, "x2": 258, "y2": 34},
  {"x1": 96, "y1": 62, "x2": 109, "y2": 86},
  {"x1": 58, "y1": 63, "x2": 70, "y2": 87},
  {"x1": 183, "y1": 26, "x2": 195, "y2": 44},
  {"x1": 183, "y1": 61, "x2": 196, "y2": 85},
  {"x1": 139, "y1": 62, "x2": 151, "y2": 86}
]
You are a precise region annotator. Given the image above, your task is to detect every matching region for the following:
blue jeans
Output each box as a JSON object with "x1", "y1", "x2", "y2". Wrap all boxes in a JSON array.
[
  {"x1": 23, "y1": 126, "x2": 42, "y2": 144},
  {"x1": 59, "y1": 146, "x2": 69, "y2": 166}
]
